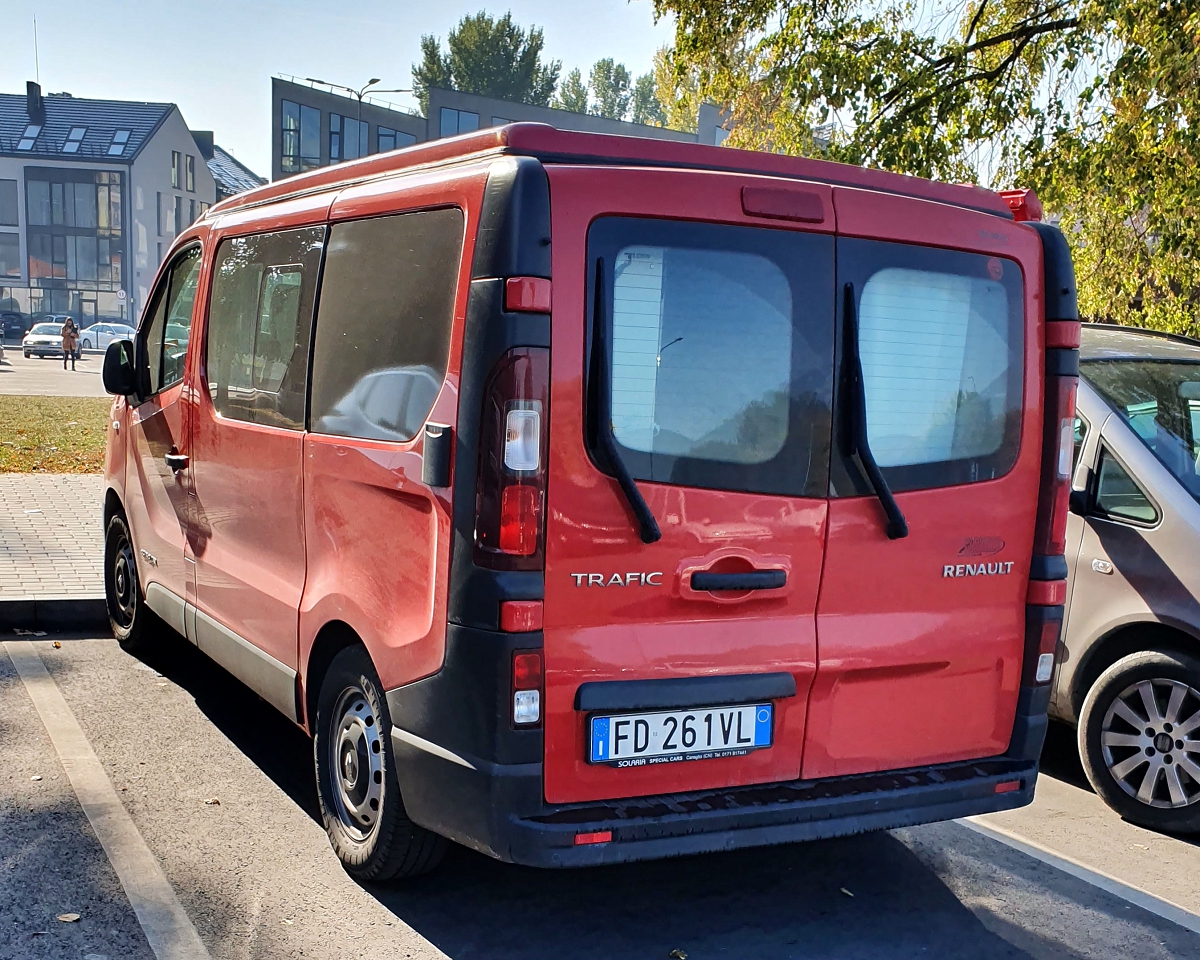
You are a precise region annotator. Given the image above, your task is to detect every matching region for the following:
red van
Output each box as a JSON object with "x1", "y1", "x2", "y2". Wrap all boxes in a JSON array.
[{"x1": 101, "y1": 124, "x2": 1080, "y2": 879}]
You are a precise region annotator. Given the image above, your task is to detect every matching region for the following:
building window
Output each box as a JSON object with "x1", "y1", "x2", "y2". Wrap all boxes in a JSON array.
[
  {"x1": 491, "y1": 117, "x2": 512, "y2": 126},
  {"x1": 189, "y1": 199, "x2": 196, "y2": 224},
  {"x1": 156, "y1": 192, "x2": 164, "y2": 237},
  {"x1": 0, "y1": 180, "x2": 17, "y2": 226},
  {"x1": 174, "y1": 196, "x2": 183, "y2": 234},
  {"x1": 171, "y1": 151, "x2": 181, "y2": 188},
  {"x1": 439, "y1": 108, "x2": 479, "y2": 137},
  {"x1": 186, "y1": 155, "x2": 195, "y2": 192},
  {"x1": 17, "y1": 124, "x2": 41, "y2": 150},
  {"x1": 281, "y1": 100, "x2": 321, "y2": 173},
  {"x1": 157, "y1": 242, "x2": 163, "y2": 265},
  {"x1": 330, "y1": 115, "x2": 368, "y2": 162},
  {"x1": 0, "y1": 233, "x2": 19, "y2": 277},
  {"x1": 377, "y1": 127, "x2": 416, "y2": 152},
  {"x1": 108, "y1": 130, "x2": 131, "y2": 157},
  {"x1": 62, "y1": 127, "x2": 87, "y2": 154},
  {"x1": 24, "y1": 170, "x2": 124, "y2": 288},
  {"x1": 199, "y1": 202, "x2": 209, "y2": 216}
]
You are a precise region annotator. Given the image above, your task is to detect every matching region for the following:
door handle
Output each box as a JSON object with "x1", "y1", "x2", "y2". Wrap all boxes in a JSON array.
[
  {"x1": 690, "y1": 570, "x2": 787, "y2": 591},
  {"x1": 165, "y1": 453, "x2": 189, "y2": 473}
]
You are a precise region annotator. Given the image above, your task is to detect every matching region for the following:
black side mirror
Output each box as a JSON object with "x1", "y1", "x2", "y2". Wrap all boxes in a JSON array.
[
  {"x1": 102, "y1": 339, "x2": 138, "y2": 399},
  {"x1": 1068, "y1": 466, "x2": 1094, "y2": 516}
]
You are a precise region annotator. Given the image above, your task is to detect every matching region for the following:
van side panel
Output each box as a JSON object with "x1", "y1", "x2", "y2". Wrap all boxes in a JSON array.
[{"x1": 298, "y1": 165, "x2": 489, "y2": 696}]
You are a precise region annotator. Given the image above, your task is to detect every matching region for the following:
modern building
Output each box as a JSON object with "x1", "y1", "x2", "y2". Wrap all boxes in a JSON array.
[
  {"x1": 0, "y1": 82, "x2": 255, "y2": 326},
  {"x1": 271, "y1": 76, "x2": 727, "y2": 182}
]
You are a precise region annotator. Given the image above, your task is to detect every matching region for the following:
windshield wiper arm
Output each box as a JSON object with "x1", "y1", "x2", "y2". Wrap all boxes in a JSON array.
[
  {"x1": 844, "y1": 282, "x2": 908, "y2": 540},
  {"x1": 592, "y1": 259, "x2": 662, "y2": 544}
]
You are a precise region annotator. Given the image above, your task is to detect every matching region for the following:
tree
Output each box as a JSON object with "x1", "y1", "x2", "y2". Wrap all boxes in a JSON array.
[
  {"x1": 553, "y1": 68, "x2": 590, "y2": 113},
  {"x1": 632, "y1": 72, "x2": 666, "y2": 126},
  {"x1": 412, "y1": 11, "x2": 561, "y2": 113},
  {"x1": 651, "y1": 47, "x2": 701, "y2": 133},
  {"x1": 654, "y1": 0, "x2": 1200, "y2": 333},
  {"x1": 589, "y1": 58, "x2": 633, "y2": 120}
]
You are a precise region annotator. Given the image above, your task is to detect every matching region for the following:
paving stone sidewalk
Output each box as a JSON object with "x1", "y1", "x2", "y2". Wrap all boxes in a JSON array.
[{"x1": 0, "y1": 474, "x2": 104, "y2": 599}]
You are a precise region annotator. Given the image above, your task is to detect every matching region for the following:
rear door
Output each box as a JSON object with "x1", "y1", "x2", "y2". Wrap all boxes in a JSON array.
[
  {"x1": 803, "y1": 188, "x2": 1044, "y2": 779},
  {"x1": 542, "y1": 167, "x2": 836, "y2": 804}
]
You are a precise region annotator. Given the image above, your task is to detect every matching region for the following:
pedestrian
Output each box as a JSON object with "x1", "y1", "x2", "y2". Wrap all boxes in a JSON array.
[{"x1": 61, "y1": 317, "x2": 78, "y2": 371}]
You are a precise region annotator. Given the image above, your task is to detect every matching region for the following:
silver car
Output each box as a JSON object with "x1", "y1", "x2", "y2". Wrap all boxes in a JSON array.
[{"x1": 1056, "y1": 324, "x2": 1200, "y2": 833}]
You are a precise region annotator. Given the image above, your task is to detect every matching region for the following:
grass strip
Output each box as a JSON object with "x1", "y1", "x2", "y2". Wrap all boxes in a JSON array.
[{"x1": 0, "y1": 395, "x2": 112, "y2": 473}]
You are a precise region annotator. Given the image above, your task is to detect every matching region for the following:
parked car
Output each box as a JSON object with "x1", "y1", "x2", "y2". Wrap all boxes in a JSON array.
[
  {"x1": 1, "y1": 312, "x2": 25, "y2": 341},
  {"x1": 1054, "y1": 323, "x2": 1200, "y2": 833},
  {"x1": 79, "y1": 322, "x2": 136, "y2": 352},
  {"x1": 100, "y1": 125, "x2": 1079, "y2": 881},
  {"x1": 22, "y1": 322, "x2": 67, "y2": 358}
]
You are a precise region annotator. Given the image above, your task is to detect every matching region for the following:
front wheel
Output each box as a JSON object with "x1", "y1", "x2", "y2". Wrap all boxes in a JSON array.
[
  {"x1": 314, "y1": 646, "x2": 446, "y2": 880},
  {"x1": 104, "y1": 513, "x2": 156, "y2": 654},
  {"x1": 1079, "y1": 650, "x2": 1200, "y2": 833}
]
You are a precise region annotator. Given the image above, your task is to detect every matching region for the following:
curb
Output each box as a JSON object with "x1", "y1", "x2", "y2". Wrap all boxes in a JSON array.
[{"x1": 0, "y1": 596, "x2": 109, "y2": 633}]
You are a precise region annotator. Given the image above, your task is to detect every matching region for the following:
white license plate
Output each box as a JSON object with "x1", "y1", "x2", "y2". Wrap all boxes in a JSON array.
[{"x1": 589, "y1": 703, "x2": 773, "y2": 766}]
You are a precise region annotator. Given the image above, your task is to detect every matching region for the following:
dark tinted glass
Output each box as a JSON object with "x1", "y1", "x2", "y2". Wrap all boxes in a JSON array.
[
  {"x1": 1095, "y1": 447, "x2": 1157, "y2": 523},
  {"x1": 832, "y1": 239, "x2": 1025, "y2": 494},
  {"x1": 588, "y1": 217, "x2": 835, "y2": 498},
  {"x1": 206, "y1": 227, "x2": 324, "y2": 430},
  {"x1": 310, "y1": 208, "x2": 464, "y2": 442}
]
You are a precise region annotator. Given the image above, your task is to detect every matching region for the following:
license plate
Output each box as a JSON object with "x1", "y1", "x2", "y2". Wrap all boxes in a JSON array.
[{"x1": 589, "y1": 703, "x2": 772, "y2": 766}]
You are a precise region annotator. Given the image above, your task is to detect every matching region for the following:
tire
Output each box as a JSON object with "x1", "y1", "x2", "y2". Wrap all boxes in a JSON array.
[
  {"x1": 104, "y1": 513, "x2": 155, "y2": 655},
  {"x1": 23, "y1": 351, "x2": 29, "y2": 359},
  {"x1": 1079, "y1": 650, "x2": 1200, "y2": 833},
  {"x1": 314, "y1": 646, "x2": 446, "y2": 880}
]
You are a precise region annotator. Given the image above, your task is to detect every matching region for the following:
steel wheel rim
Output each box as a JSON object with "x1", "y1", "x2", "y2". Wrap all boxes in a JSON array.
[
  {"x1": 1101, "y1": 677, "x2": 1200, "y2": 809},
  {"x1": 108, "y1": 531, "x2": 137, "y2": 628},
  {"x1": 328, "y1": 685, "x2": 385, "y2": 840}
]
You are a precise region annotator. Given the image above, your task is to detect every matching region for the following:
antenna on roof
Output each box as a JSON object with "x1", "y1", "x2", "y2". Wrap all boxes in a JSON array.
[{"x1": 33, "y1": 17, "x2": 40, "y2": 84}]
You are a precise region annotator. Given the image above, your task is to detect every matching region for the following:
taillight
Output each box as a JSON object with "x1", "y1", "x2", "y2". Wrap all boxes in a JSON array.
[
  {"x1": 512, "y1": 650, "x2": 543, "y2": 725},
  {"x1": 1032, "y1": 373, "x2": 1078, "y2": 559},
  {"x1": 475, "y1": 347, "x2": 550, "y2": 570}
]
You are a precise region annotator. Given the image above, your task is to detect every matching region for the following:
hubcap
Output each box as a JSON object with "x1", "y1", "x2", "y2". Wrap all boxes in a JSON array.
[
  {"x1": 108, "y1": 531, "x2": 137, "y2": 628},
  {"x1": 328, "y1": 686, "x2": 384, "y2": 840},
  {"x1": 1101, "y1": 678, "x2": 1200, "y2": 808}
]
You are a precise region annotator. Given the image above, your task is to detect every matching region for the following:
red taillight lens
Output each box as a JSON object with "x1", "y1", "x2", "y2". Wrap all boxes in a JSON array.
[
  {"x1": 475, "y1": 348, "x2": 550, "y2": 570},
  {"x1": 1033, "y1": 374, "x2": 1078, "y2": 559},
  {"x1": 512, "y1": 651, "x2": 543, "y2": 689},
  {"x1": 512, "y1": 651, "x2": 543, "y2": 726}
]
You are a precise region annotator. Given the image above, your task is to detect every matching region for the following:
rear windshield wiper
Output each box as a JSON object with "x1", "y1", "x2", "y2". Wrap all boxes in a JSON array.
[
  {"x1": 843, "y1": 282, "x2": 909, "y2": 540},
  {"x1": 591, "y1": 259, "x2": 662, "y2": 544}
]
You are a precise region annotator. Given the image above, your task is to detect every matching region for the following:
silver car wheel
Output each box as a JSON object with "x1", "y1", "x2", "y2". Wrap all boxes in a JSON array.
[
  {"x1": 328, "y1": 685, "x2": 385, "y2": 840},
  {"x1": 1101, "y1": 678, "x2": 1200, "y2": 808}
]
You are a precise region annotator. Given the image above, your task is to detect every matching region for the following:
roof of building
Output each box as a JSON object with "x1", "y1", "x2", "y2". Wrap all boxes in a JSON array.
[
  {"x1": 207, "y1": 144, "x2": 266, "y2": 196},
  {"x1": 0, "y1": 89, "x2": 173, "y2": 162}
]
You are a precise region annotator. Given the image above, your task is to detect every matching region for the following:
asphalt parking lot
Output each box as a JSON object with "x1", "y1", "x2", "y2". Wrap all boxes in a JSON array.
[
  {"x1": 0, "y1": 343, "x2": 108, "y2": 397},
  {"x1": 3, "y1": 631, "x2": 1200, "y2": 960}
]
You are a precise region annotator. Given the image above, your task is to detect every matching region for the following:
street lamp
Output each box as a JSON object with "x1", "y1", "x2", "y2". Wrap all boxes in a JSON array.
[{"x1": 304, "y1": 78, "x2": 413, "y2": 158}]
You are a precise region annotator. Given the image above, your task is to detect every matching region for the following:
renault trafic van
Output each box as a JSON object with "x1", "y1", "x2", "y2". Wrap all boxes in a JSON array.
[{"x1": 101, "y1": 124, "x2": 1079, "y2": 879}]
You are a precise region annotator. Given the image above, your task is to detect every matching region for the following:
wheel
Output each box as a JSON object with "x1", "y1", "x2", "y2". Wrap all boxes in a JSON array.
[
  {"x1": 104, "y1": 513, "x2": 155, "y2": 654},
  {"x1": 82, "y1": 339, "x2": 92, "y2": 350},
  {"x1": 1079, "y1": 650, "x2": 1200, "y2": 833},
  {"x1": 23, "y1": 351, "x2": 29, "y2": 358},
  {"x1": 314, "y1": 646, "x2": 446, "y2": 880}
]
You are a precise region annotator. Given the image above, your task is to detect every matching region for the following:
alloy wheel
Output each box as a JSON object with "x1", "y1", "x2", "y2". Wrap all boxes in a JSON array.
[{"x1": 1101, "y1": 677, "x2": 1200, "y2": 808}]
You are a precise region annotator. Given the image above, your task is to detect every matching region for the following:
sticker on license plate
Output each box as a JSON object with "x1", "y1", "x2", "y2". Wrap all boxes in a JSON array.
[{"x1": 589, "y1": 703, "x2": 772, "y2": 766}]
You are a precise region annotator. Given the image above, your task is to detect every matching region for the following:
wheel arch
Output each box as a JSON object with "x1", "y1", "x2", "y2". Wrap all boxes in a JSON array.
[
  {"x1": 1071, "y1": 619, "x2": 1200, "y2": 718},
  {"x1": 303, "y1": 620, "x2": 370, "y2": 733}
]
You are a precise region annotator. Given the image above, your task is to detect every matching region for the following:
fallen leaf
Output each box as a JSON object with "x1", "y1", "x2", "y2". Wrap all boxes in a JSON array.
[
  {"x1": 57, "y1": 913, "x2": 80, "y2": 922},
  {"x1": 31, "y1": 775, "x2": 42, "y2": 782},
  {"x1": 669, "y1": 951, "x2": 687, "y2": 960},
  {"x1": 203, "y1": 798, "x2": 221, "y2": 806},
  {"x1": 53, "y1": 641, "x2": 62, "y2": 649},
  {"x1": 840, "y1": 887, "x2": 855, "y2": 898},
  {"x1": 281, "y1": 918, "x2": 294, "y2": 925}
]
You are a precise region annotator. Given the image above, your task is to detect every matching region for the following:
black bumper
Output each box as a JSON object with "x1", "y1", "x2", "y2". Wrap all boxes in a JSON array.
[{"x1": 386, "y1": 624, "x2": 1049, "y2": 868}]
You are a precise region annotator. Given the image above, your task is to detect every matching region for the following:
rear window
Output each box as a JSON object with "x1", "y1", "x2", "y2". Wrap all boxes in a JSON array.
[
  {"x1": 588, "y1": 217, "x2": 835, "y2": 498},
  {"x1": 833, "y1": 240, "x2": 1025, "y2": 494}
]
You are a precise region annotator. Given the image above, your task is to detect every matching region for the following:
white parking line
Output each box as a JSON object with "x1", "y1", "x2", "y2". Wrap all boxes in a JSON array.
[
  {"x1": 961, "y1": 817, "x2": 1200, "y2": 937},
  {"x1": 5, "y1": 641, "x2": 212, "y2": 960}
]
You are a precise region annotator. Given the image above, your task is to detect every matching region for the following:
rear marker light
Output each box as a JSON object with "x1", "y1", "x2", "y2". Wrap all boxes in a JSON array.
[
  {"x1": 574, "y1": 830, "x2": 612, "y2": 846},
  {"x1": 995, "y1": 780, "x2": 1022, "y2": 794},
  {"x1": 513, "y1": 690, "x2": 540, "y2": 724},
  {"x1": 500, "y1": 600, "x2": 543, "y2": 633},
  {"x1": 1036, "y1": 653, "x2": 1055, "y2": 683}
]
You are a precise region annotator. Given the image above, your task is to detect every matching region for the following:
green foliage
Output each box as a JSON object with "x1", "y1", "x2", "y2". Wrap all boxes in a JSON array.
[
  {"x1": 655, "y1": 0, "x2": 1200, "y2": 333},
  {"x1": 553, "y1": 68, "x2": 590, "y2": 113},
  {"x1": 633, "y1": 72, "x2": 666, "y2": 126},
  {"x1": 589, "y1": 58, "x2": 633, "y2": 119},
  {"x1": 412, "y1": 11, "x2": 561, "y2": 113}
]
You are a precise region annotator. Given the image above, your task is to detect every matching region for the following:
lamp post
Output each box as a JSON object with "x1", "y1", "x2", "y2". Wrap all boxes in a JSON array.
[{"x1": 304, "y1": 77, "x2": 412, "y2": 159}]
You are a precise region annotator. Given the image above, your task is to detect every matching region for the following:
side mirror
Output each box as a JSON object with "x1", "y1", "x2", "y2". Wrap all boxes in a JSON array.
[{"x1": 102, "y1": 339, "x2": 138, "y2": 399}]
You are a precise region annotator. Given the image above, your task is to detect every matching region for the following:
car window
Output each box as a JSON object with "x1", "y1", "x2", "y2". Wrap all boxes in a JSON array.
[
  {"x1": 589, "y1": 216, "x2": 834, "y2": 498},
  {"x1": 310, "y1": 208, "x2": 463, "y2": 442},
  {"x1": 142, "y1": 246, "x2": 201, "y2": 394},
  {"x1": 1073, "y1": 414, "x2": 1090, "y2": 472},
  {"x1": 206, "y1": 227, "x2": 324, "y2": 430},
  {"x1": 31, "y1": 323, "x2": 58, "y2": 334},
  {"x1": 832, "y1": 240, "x2": 1024, "y2": 494},
  {"x1": 1094, "y1": 447, "x2": 1158, "y2": 524}
]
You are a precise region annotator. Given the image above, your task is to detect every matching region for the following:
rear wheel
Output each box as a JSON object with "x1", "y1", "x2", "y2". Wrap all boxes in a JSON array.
[
  {"x1": 1079, "y1": 650, "x2": 1200, "y2": 833},
  {"x1": 314, "y1": 646, "x2": 446, "y2": 880},
  {"x1": 104, "y1": 513, "x2": 155, "y2": 655}
]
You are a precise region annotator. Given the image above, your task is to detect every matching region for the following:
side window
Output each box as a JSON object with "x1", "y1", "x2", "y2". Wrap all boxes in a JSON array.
[
  {"x1": 1095, "y1": 447, "x2": 1158, "y2": 524},
  {"x1": 1073, "y1": 414, "x2": 1090, "y2": 472},
  {"x1": 589, "y1": 216, "x2": 835, "y2": 499},
  {"x1": 309, "y1": 208, "x2": 464, "y2": 442},
  {"x1": 205, "y1": 227, "x2": 324, "y2": 430},
  {"x1": 141, "y1": 245, "x2": 201, "y2": 395},
  {"x1": 834, "y1": 239, "x2": 1024, "y2": 494}
]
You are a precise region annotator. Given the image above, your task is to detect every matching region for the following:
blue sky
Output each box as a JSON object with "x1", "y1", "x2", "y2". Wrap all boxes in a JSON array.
[{"x1": 1, "y1": 1, "x2": 676, "y2": 178}]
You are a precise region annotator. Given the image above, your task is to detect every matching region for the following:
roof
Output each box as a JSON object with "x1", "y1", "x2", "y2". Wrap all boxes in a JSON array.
[
  {"x1": 209, "y1": 122, "x2": 1014, "y2": 220},
  {"x1": 207, "y1": 144, "x2": 266, "y2": 197},
  {"x1": 1080, "y1": 324, "x2": 1200, "y2": 363},
  {"x1": 0, "y1": 91, "x2": 173, "y2": 162}
]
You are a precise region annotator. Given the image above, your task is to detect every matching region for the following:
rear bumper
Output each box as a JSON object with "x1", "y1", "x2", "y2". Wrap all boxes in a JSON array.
[{"x1": 390, "y1": 731, "x2": 1037, "y2": 867}]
